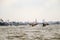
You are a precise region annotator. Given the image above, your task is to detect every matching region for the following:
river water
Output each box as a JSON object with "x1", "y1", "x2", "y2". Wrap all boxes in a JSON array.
[{"x1": 0, "y1": 24, "x2": 60, "y2": 40}]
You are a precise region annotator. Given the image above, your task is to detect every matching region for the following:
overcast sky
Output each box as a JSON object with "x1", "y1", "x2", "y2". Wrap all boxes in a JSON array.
[{"x1": 0, "y1": 0, "x2": 60, "y2": 22}]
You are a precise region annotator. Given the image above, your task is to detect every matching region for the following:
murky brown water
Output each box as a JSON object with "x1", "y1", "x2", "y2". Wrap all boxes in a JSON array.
[{"x1": 0, "y1": 25, "x2": 60, "y2": 40}]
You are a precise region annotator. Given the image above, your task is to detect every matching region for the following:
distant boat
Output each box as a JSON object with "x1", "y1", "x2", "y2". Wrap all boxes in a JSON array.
[
  {"x1": 42, "y1": 22, "x2": 49, "y2": 27},
  {"x1": 29, "y1": 23, "x2": 38, "y2": 27},
  {"x1": 28, "y1": 19, "x2": 38, "y2": 27},
  {"x1": 42, "y1": 19, "x2": 49, "y2": 27}
]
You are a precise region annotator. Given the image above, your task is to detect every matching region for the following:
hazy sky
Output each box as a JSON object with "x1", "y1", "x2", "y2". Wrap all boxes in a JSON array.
[{"x1": 0, "y1": 0, "x2": 60, "y2": 22}]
